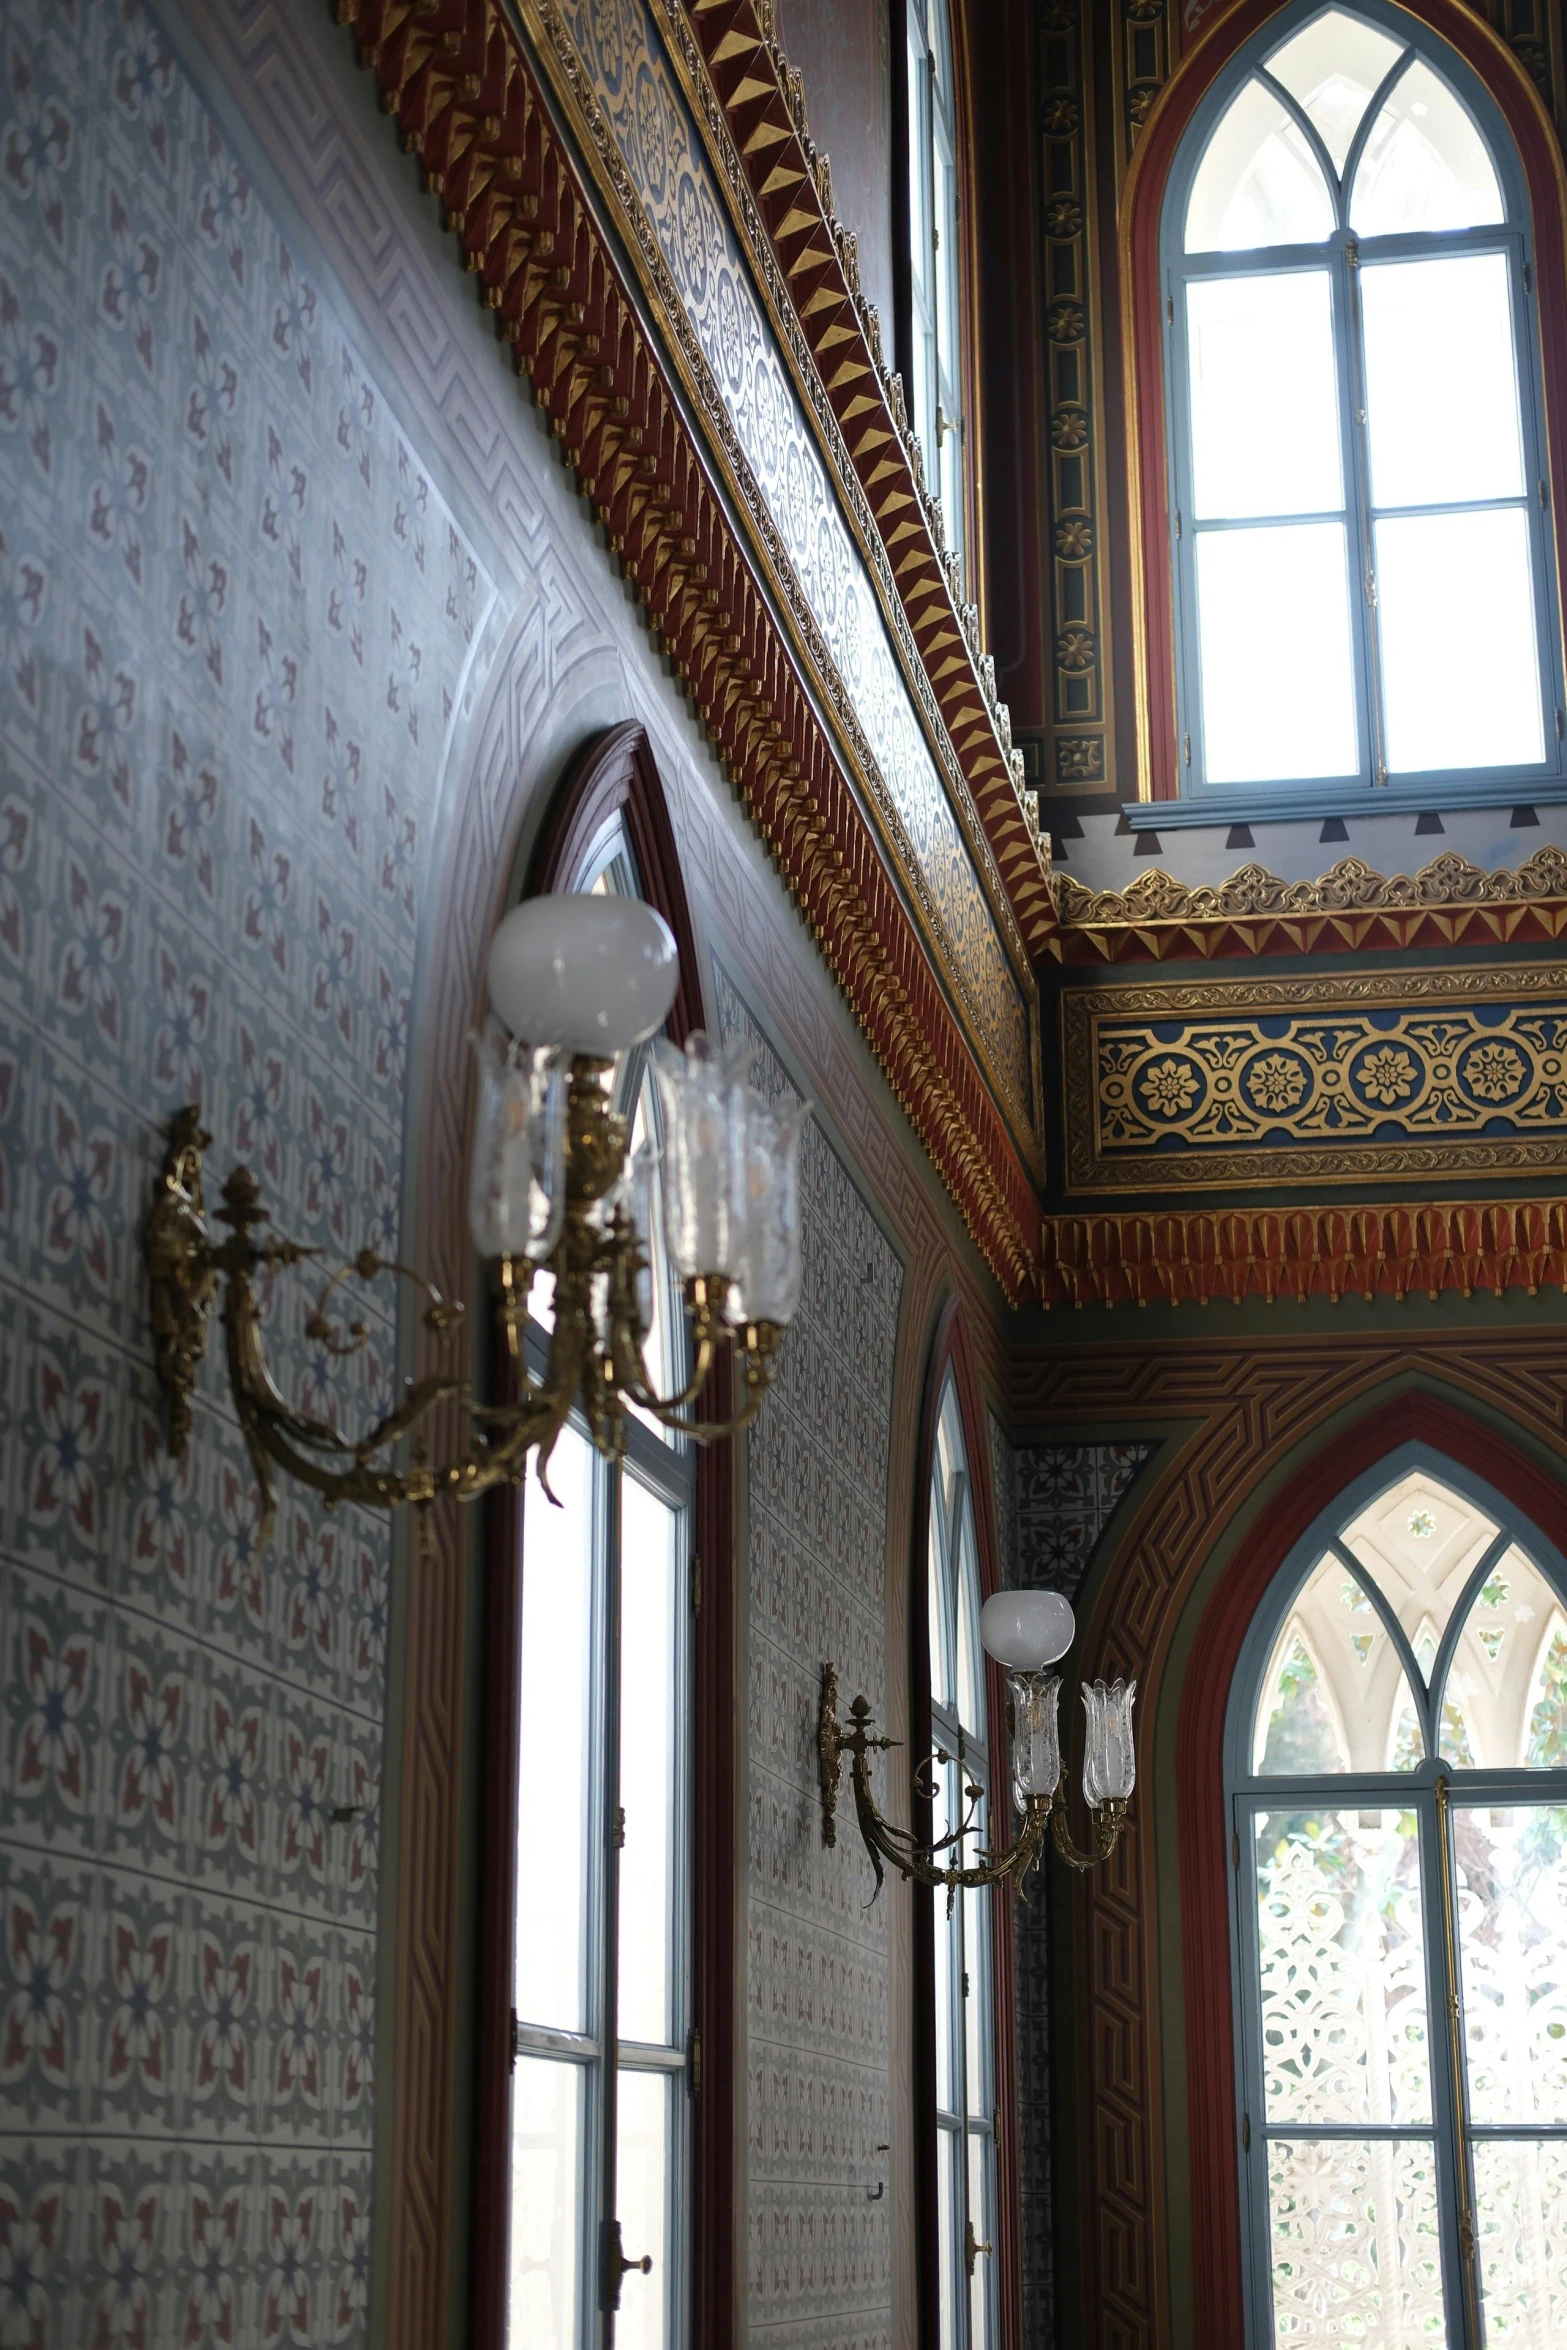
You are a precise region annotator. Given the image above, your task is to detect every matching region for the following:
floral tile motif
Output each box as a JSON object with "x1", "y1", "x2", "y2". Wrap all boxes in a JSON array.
[
  {"x1": 718, "y1": 963, "x2": 904, "y2": 2347},
  {"x1": 0, "y1": 1, "x2": 497, "y2": 2334}
]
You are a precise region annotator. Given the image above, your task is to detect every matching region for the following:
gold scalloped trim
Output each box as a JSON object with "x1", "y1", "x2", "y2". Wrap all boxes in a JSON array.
[{"x1": 1054, "y1": 844, "x2": 1567, "y2": 927}]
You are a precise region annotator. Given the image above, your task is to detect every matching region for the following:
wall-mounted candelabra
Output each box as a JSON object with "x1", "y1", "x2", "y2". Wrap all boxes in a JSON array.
[
  {"x1": 145, "y1": 893, "x2": 805, "y2": 1550},
  {"x1": 818, "y1": 1590, "x2": 1135, "y2": 1898}
]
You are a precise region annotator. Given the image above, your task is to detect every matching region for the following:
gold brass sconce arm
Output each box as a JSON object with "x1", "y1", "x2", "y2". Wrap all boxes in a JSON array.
[
  {"x1": 817, "y1": 1663, "x2": 1130, "y2": 1903},
  {"x1": 144, "y1": 1067, "x2": 784, "y2": 1553}
]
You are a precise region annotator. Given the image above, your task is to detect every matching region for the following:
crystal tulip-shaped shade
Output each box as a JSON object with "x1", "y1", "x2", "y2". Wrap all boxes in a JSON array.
[
  {"x1": 981, "y1": 1588, "x2": 1075, "y2": 1672},
  {"x1": 727, "y1": 1091, "x2": 808, "y2": 1328},
  {"x1": 467, "y1": 1022, "x2": 567, "y2": 1262},
  {"x1": 652, "y1": 1033, "x2": 753, "y2": 1281},
  {"x1": 487, "y1": 892, "x2": 679, "y2": 1053},
  {"x1": 1010, "y1": 1670, "x2": 1063, "y2": 1806},
  {"x1": 1081, "y1": 1679, "x2": 1137, "y2": 1809}
]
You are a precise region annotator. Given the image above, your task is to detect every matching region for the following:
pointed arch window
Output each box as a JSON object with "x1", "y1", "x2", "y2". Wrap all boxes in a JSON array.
[
  {"x1": 1230, "y1": 1450, "x2": 1567, "y2": 2346},
  {"x1": 1160, "y1": 3, "x2": 1565, "y2": 813}
]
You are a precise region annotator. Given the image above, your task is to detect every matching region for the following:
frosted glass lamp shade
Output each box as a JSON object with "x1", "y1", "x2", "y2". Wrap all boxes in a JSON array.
[
  {"x1": 467, "y1": 1022, "x2": 566, "y2": 1262},
  {"x1": 487, "y1": 893, "x2": 679, "y2": 1053},
  {"x1": 1082, "y1": 1679, "x2": 1137, "y2": 1808},
  {"x1": 981, "y1": 1588, "x2": 1075, "y2": 1672},
  {"x1": 1009, "y1": 1670, "x2": 1063, "y2": 1805},
  {"x1": 653, "y1": 1032, "x2": 754, "y2": 1281},
  {"x1": 727, "y1": 1092, "x2": 808, "y2": 1328}
]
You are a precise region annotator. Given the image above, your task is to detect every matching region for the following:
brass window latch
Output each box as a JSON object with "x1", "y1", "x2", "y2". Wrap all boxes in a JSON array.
[
  {"x1": 605, "y1": 2220, "x2": 653, "y2": 2312},
  {"x1": 964, "y1": 2219, "x2": 992, "y2": 2279}
]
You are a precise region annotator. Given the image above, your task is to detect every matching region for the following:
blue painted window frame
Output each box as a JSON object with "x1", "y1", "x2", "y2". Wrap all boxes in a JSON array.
[
  {"x1": 1224, "y1": 1438, "x2": 1567, "y2": 2348},
  {"x1": 1147, "y1": 0, "x2": 1567, "y2": 829}
]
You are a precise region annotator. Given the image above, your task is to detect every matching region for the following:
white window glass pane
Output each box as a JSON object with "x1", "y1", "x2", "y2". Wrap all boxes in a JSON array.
[
  {"x1": 1266, "y1": 2138, "x2": 1446, "y2": 2340},
  {"x1": 1526, "y1": 1609, "x2": 1567, "y2": 1766},
  {"x1": 1256, "y1": 1811, "x2": 1431, "y2": 2124},
  {"x1": 1253, "y1": 1555, "x2": 1417, "y2": 1776},
  {"x1": 1376, "y1": 508, "x2": 1544, "y2": 773},
  {"x1": 931, "y1": 1752, "x2": 958, "y2": 2117},
  {"x1": 1440, "y1": 1545, "x2": 1563, "y2": 1769},
  {"x1": 1474, "y1": 2139, "x2": 1567, "y2": 2344},
  {"x1": 1265, "y1": 10, "x2": 1405, "y2": 174},
  {"x1": 957, "y1": 1512, "x2": 983, "y2": 1738},
  {"x1": 517, "y1": 1425, "x2": 595, "y2": 2033},
  {"x1": 967, "y1": 2129, "x2": 995, "y2": 2350},
  {"x1": 963, "y1": 1876, "x2": 989, "y2": 2117},
  {"x1": 1195, "y1": 522, "x2": 1358, "y2": 782},
  {"x1": 936, "y1": 2125, "x2": 959, "y2": 2350},
  {"x1": 1454, "y1": 1804, "x2": 1567, "y2": 2125},
  {"x1": 929, "y1": 1469, "x2": 954, "y2": 1712},
  {"x1": 626, "y1": 1073, "x2": 678, "y2": 1444},
  {"x1": 1351, "y1": 59, "x2": 1503, "y2": 236},
  {"x1": 1186, "y1": 78, "x2": 1335, "y2": 253},
  {"x1": 509, "y1": 2056, "x2": 582, "y2": 2348},
  {"x1": 1361, "y1": 253, "x2": 1524, "y2": 508},
  {"x1": 615, "y1": 2069, "x2": 670, "y2": 2350},
  {"x1": 617, "y1": 1472, "x2": 679, "y2": 2047},
  {"x1": 1187, "y1": 271, "x2": 1342, "y2": 520}
]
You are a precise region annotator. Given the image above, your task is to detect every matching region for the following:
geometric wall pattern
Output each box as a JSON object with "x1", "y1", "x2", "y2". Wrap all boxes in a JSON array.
[
  {"x1": 0, "y1": 2, "x2": 491, "y2": 2338},
  {"x1": 989, "y1": 1422, "x2": 1152, "y2": 2350},
  {"x1": 721, "y1": 964, "x2": 906, "y2": 2350}
]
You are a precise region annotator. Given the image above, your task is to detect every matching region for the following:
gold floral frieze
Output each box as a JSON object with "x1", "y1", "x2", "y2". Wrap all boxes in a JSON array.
[{"x1": 1063, "y1": 961, "x2": 1567, "y2": 1193}]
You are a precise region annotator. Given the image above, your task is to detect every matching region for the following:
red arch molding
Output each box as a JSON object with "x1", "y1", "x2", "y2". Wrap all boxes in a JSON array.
[
  {"x1": 1124, "y1": 0, "x2": 1567, "y2": 803},
  {"x1": 1176, "y1": 1388, "x2": 1567, "y2": 2347}
]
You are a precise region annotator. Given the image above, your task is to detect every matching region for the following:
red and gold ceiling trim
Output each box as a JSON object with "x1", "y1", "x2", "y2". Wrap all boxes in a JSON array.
[
  {"x1": 671, "y1": 0, "x2": 1056, "y2": 945},
  {"x1": 1039, "y1": 1199, "x2": 1567, "y2": 1310},
  {"x1": 333, "y1": 0, "x2": 1042, "y2": 1297}
]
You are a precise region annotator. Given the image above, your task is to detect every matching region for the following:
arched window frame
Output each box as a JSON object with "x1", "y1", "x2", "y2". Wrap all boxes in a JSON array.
[
  {"x1": 473, "y1": 725, "x2": 738, "y2": 2350},
  {"x1": 1222, "y1": 1436, "x2": 1567, "y2": 2349},
  {"x1": 912, "y1": 1308, "x2": 1022, "y2": 2350},
  {"x1": 1122, "y1": 0, "x2": 1567, "y2": 825}
]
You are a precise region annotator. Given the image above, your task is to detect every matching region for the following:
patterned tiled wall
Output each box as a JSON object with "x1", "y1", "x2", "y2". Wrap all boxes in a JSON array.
[
  {"x1": 718, "y1": 965, "x2": 906, "y2": 2350},
  {"x1": 0, "y1": 1, "x2": 494, "y2": 2339},
  {"x1": 988, "y1": 1421, "x2": 1152, "y2": 2350}
]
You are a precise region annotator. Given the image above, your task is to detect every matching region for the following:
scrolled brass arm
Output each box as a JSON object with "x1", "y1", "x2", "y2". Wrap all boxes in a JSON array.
[
  {"x1": 144, "y1": 1062, "x2": 785, "y2": 1551},
  {"x1": 817, "y1": 1662, "x2": 1131, "y2": 1901},
  {"x1": 817, "y1": 1666, "x2": 1054, "y2": 1906}
]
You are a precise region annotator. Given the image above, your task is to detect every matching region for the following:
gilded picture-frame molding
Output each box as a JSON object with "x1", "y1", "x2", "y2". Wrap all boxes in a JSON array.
[{"x1": 1063, "y1": 956, "x2": 1567, "y2": 1192}]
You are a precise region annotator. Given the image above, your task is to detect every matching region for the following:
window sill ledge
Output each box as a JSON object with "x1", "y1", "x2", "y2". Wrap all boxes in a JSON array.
[{"x1": 1124, "y1": 776, "x2": 1567, "y2": 830}]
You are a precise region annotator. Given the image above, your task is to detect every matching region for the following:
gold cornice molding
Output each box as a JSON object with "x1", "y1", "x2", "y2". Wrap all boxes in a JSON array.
[
  {"x1": 518, "y1": 0, "x2": 1042, "y2": 1156},
  {"x1": 1049, "y1": 844, "x2": 1567, "y2": 962},
  {"x1": 651, "y1": 0, "x2": 1048, "y2": 938},
  {"x1": 331, "y1": 0, "x2": 1043, "y2": 1299},
  {"x1": 668, "y1": 0, "x2": 1055, "y2": 930}
]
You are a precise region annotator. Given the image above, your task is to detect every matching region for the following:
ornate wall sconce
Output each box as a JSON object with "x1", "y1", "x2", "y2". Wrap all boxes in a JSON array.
[
  {"x1": 145, "y1": 894, "x2": 805, "y2": 1549},
  {"x1": 818, "y1": 1590, "x2": 1136, "y2": 1897}
]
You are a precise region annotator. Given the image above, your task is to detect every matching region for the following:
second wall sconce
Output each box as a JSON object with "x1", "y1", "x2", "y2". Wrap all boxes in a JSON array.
[{"x1": 818, "y1": 1588, "x2": 1135, "y2": 1897}]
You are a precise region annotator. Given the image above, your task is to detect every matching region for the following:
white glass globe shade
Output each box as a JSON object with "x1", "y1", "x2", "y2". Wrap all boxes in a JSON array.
[
  {"x1": 980, "y1": 1588, "x2": 1075, "y2": 1672},
  {"x1": 487, "y1": 893, "x2": 679, "y2": 1053}
]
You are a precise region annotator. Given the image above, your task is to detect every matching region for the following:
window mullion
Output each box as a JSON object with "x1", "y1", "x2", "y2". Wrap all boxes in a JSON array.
[
  {"x1": 1425, "y1": 1782, "x2": 1484, "y2": 2349},
  {"x1": 1339, "y1": 234, "x2": 1385, "y2": 788}
]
